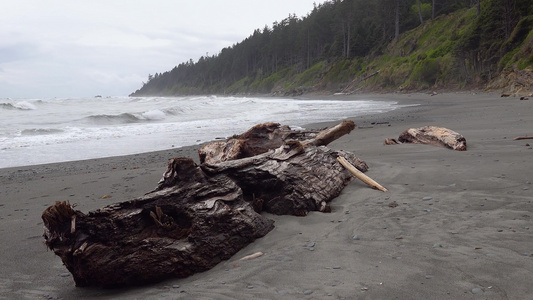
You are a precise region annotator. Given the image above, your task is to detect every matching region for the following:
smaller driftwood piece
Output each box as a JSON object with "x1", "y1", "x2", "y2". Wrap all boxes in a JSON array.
[
  {"x1": 337, "y1": 156, "x2": 387, "y2": 192},
  {"x1": 42, "y1": 120, "x2": 374, "y2": 288},
  {"x1": 384, "y1": 126, "x2": 467, "y2": 151},
  {"x1": 513, "y1": 136, "x2": 533, "y2": 140}
]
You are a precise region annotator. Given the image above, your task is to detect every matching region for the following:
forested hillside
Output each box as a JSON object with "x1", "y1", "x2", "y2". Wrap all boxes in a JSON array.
[{"x1": 130, "y1": 0, "x2": 533, "y2": 96}]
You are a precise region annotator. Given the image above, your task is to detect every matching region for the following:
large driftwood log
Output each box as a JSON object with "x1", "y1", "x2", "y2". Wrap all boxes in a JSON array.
[
  {"x1": 43, "y1": 160, "x2": 274, "y2": 287},
  {"x1": 42, "y1": 121, "x2": 367, "y2": 287},
  {"x1": 384, "y1": 126, "x2": 467, "y2": 151}
]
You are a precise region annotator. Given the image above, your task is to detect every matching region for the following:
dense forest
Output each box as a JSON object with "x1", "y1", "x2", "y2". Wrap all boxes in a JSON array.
[{"x1": 130, "y1": 0, "x2": 533, "y2": 96}]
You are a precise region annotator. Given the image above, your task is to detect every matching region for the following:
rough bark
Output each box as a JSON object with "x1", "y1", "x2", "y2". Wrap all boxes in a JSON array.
[
  {"x1": 196, "y1": 120, "x2": 363, "y2": 215},
  {"x1": 198, "y1": 122, "x2": 320, "y2": 165},
  {"x1": 385, "y1": 126, "x2": 467, "y2": 151},
  {"x1": 43, "y1": 160, "x2": 274, "y2": 287},
  {"x1": 42, "y1": 121, "x2": 367, "y2": 287},
  {"x1": 202, "y1": 142, "x2": 367, "y2": 216}
]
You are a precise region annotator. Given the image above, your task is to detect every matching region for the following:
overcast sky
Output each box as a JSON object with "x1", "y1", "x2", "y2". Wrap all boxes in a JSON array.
[{"x1": 1, "y1": 1, "x2": 324, "y2": 99}]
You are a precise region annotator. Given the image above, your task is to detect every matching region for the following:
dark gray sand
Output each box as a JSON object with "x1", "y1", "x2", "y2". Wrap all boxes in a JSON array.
[{"x1": 1, "y1": 92, "x2": 532, "y2": 299}]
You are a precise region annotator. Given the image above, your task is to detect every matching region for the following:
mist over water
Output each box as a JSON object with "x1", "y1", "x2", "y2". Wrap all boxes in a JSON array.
[{"x1": 0, "y1": 95, "x2": 406, "y2": 168}]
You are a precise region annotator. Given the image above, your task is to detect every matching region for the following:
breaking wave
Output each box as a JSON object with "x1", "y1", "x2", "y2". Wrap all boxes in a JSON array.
[
  {"x1": 1, "y1": 101, "x2": 37, "y2": 110},
  {"x1": 141, "y1": 109, "x2": 166, "y2": 120},
  {"x1": 83, "y1": 110, "x2": 166, "y2": 124},
  {"x1": 85, "y1": 113, "x2": 141, "y2": 124},
  {"x1": 21, "y1": 128, "x2": 65, "y2": 136}
]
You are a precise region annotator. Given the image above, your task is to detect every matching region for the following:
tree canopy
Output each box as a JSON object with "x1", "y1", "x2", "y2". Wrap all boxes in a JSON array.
[{"x1": 131, "y1": 0, "x2": 533, "y2": 96}]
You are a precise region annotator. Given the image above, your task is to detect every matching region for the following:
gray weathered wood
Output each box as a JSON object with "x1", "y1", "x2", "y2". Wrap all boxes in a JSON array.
[{"x1": 385, "y1": 126, "x2": 467, "y2": 151}]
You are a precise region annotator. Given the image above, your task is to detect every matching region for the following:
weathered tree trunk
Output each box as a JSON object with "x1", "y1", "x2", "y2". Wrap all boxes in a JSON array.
[
  {"x1": 42, "y1": 121, "x2": 368, "y2": 287},
  {"x1": 384, "y1": 126, "x2": 467, "y2": 151},
  {"x1": 42, "y1": 160, "x2": 274, "y2": 288}
]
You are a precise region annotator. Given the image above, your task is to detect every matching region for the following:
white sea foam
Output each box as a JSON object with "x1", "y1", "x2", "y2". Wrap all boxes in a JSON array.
[
  {"x1": 0, "y1": 96, "x2": 411, "y2": 168},
  {"x1": 141, "y1": 109, "x2": 166, "y2": 120},
  {"x1": 1, "y1": 101, "x2": 37, "y2": 110}
]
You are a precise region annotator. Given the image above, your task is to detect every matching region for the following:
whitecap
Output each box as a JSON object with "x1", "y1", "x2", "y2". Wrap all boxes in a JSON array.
[
  {"x1": 0, "y1": 103, "x2": 15, "y2": 110},
  {"x1": 84, "y1": 113, "x2": 140, "y2": 124},
  {"x1": 0, "y1": 101, "x2": 37, "y2": 110},
  {"x1": 0, "y1": 96, "x2": 415, "y2": 169},
  {"x1": 13, "y1": 101, "x2": 37, "y2": 110},
  {"x1": 141, "y1": 109, "x2": 166, "y2": 121},
  {"x1": 21, "y1": 128, "x2": 64, "y2": 136}
]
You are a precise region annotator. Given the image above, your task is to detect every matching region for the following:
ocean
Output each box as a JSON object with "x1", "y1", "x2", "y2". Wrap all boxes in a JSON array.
[{"x1": 0, "y1": 95, "x2": 406, "y2": 168}]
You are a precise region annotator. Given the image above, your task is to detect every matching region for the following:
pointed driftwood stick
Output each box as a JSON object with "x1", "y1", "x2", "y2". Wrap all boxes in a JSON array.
[
  {"x1": 302, "y1": 120, "x2": 356, "y2": 147},
  {"x1": 337, "y1": 156, "x2": 388, "y2": 192},
  {"x1": 513, "y1": 136, "x2": 533, "y2": 140},
  {"x1": 240, "y1": 252, "x2": 264, "y2": 261}
]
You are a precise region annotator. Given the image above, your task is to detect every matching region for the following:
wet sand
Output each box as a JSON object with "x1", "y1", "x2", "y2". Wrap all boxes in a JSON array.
[{"x1": 1, "y1": 92, "x2": 532, "y2": 299}]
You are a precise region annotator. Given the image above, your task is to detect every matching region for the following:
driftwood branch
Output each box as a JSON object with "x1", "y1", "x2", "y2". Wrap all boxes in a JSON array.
[
  {"x1": 239, "y1": 252, "x2": 264, "y2": 261},
  {"x1": 513, "y1": 136, "x2": 533, "y2": 140},
  {"x1": 337, "y1": 156, "x2": 387, "y2": 192},
  {"x1": 301, "y1": 120, "x2": 356, "y2": 147}
]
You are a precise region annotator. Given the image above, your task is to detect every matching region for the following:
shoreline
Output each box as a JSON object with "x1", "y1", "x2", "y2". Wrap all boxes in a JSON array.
[
  {"x1": 0, "y1": 92, "x2": 421, "y2": 174},
  {"x1": 0, "y1": 93, "x2": 413, "y2": 171},
  {"x1": 2, "y1": 91, "x2": 532, "y2": 299}
]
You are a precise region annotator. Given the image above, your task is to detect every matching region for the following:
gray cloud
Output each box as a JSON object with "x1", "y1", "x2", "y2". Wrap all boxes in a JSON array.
[{"x1": 0, "y1": 0, "x2": 322, "y2": 98}]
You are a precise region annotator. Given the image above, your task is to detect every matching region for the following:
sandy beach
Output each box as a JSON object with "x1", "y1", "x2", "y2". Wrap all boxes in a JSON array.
[{"x1": 1, "y1": 92, "x2": 532, "y2": 299}]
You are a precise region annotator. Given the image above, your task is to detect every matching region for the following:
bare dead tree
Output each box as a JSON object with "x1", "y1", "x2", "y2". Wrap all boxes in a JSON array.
[{"x1": 417, "y1": 0, "x2": 424, "y2": 25}]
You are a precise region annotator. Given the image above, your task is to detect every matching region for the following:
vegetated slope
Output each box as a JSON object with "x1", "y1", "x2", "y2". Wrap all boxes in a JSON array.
[
  {"x1": 131, "y1": 1, "x2": 533, "y2": 97},
  {"x1": 358, "y1": 1, "x2": 533, "y2": 95}
]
